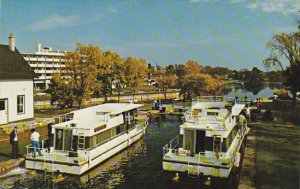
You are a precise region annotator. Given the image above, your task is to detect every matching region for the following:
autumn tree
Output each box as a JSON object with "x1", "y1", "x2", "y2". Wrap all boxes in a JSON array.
[
  {"x1": 185, "y1": 60, "x2": 202, "y2": 75},
  {"x1": 155, "y1": 68, "x2": 178, "y2": 99},
  {"x1": 49, "y1": 43, "x2": 102, "y2": 109},
  {"x1": 165, "y1": 65, "x2": 176, "y2": 75},
  {"x1": 175, "y1": 64, "x2": 188, "y2": 78},
  {"x1": 111, "y1": 52, "x2": 126, "y2": 102},
  {"x1": 124, "y1": 57, "x2": 148, "y2": 100},
  {"x1": 96, "y1": 50, "x2": 120, "y2": 102},
  {"x1": 179, "y1": 74, "x2": 220, "y2": 100},
  {"x1": 264, "y1": 29, "x2": 300, "y2": 106}
]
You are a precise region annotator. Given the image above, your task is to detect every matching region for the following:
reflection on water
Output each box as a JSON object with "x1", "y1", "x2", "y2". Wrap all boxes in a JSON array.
[
  {"x1": 224, "y1": 81, "x2": 283, "y2": 100},
  {"x1": 1, "y1": 115, "x2": 244, "y2": 189}
]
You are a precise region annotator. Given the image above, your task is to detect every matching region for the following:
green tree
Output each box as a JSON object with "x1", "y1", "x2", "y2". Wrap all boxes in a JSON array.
[
  {"x1": 48, "y1": 73, "x2": 75, "y2": 109},
  {"x1": 264, "y1": 31, "x2": 300, "y2": 106},
  {"x1": 165, "y1": 64, "x2": 176, "y2": 76}
]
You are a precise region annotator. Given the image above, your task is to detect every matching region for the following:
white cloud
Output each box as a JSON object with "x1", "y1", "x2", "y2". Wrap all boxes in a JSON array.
[
  {"x1": 247, "y1": 3, "x2": 257, "y2": 9},
  {"x1": 229, "y1": 0, "x2": 244, "y2": 3},
  {"x1": 26, "y1": 14, "x2": 80, "y2": 31},
  {"x1": 108, "y1": 8, "x2": 117, "y2": 13},
  {"x1": 246, "y1": 0, "x2": 300, "y2": 15}
]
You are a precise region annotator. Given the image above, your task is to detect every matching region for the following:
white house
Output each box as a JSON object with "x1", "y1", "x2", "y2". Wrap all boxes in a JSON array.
[{"x1": 0, "y1": 34, "x2": 36, "y2": 125}]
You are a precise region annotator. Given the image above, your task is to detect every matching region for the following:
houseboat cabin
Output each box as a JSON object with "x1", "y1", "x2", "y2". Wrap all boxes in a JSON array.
[
  {"x1": 163, "y1": 97, "x2": 249, "y2": 178},
  {"x1": 25, "y1": 103, "x2": 148, "y2": 175}
]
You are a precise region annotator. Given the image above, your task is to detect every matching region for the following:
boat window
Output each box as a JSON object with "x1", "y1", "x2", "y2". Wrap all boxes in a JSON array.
[
  {"x1": 55, "y1": 129, "x2": 63, "y2": 150},
  {"x1": 116, "y1": 126, "x2": 121, "y2": 134},
  {"x1": 72, "y1": 136, "x2": 78, "y2": 151},
  {"x1": 97, "y1": 112, "x2": 108, "y2": 122},
  {"x1": 222, "y1": 138, "x2": 228, "y2": 152},
  {"x1": 120, "y1": 124, "x2": 127, "y2": 132},
  {"x1": 63, "y1": 130, "x2": 72, "y2": 151},
  {"x1": 207, "y1": 112, "x2": 218, "y2": 116},
  {"x1": 213, "y1": 137, "x2": 221, "y2": 154},
  {"x1": 111, "y1": 127, "x2": 117, "y2": 137},
  {"x1": 85, "y1": 137, "x2": 90, "y2": 149},
  {"x1": 129, "y1": 110, "x2": 135, "y2": 123},
  {"x1": 92, "y1": 136, "x2": 97, "y2": 147},
  {"x1": 184, "y1": 130, "x2": 195, "y2": 153},
  {"x1": 192, "y1": 109, "x2": 201, "y2": 116}
]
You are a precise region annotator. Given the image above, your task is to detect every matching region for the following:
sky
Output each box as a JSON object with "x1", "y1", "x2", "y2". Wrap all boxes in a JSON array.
[{"x1": 0, "y1": 0, "x2": 299, "y2": 70}]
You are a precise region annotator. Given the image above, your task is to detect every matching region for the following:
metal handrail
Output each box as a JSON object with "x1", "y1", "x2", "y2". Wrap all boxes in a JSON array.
[{"x1": 54, "y1": 113, "x2": 74, "y2": 124}]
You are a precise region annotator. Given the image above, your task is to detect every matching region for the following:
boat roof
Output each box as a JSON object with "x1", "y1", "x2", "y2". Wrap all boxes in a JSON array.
[
  {"x1": 181, "y1": 99, "x2": 245, "y2": 136},
  {"x1": 53, "y1": 103, "x2": 143, "y2": 130}
]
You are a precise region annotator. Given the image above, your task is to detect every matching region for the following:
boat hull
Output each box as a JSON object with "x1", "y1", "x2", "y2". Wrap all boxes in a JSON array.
[
  {"x1": 25, "y1": 129, "x2": 144, "y2": 175},
  {"x1": 163, "y1": 136, "x2": 247, "y2": 178},
  {"x1": 163, "y1": 160, "x2": 232, "y2": 178}
]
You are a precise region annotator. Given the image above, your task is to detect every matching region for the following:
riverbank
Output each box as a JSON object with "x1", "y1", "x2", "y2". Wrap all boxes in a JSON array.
[
  {"x1": 239, "y1": 100, "x2": 300, "y2": 189},
  {"x1": 0, "y1": 126, "x2": 48, "y2": 162}
]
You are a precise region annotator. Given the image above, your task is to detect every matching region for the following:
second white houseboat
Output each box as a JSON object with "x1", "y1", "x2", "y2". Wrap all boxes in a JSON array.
[
  {"x1": 25, "y1": 103, "x2": 148, "y2": 175},
  {"x1": 163, "y1": 97, "x2": 249, "y2": 178}
]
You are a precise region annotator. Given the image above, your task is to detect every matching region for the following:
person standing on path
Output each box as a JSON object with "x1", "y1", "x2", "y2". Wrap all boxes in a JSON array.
[
  {"x1": 30, "y1": 128, "x2": 42, "y2": 158},
  {"x1": 9, "y1": 127, "x2": 19, "y2": 159}
]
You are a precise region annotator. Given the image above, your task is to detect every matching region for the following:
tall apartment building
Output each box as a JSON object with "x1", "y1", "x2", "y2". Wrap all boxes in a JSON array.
[{"x1": 22, "y1": 42, "x2": 66, "y2": 90}]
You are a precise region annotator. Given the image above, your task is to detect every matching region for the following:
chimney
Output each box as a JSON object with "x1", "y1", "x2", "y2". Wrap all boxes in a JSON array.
[{"x1": 9, "y1": 34, "x2": 15, "y2": 51}]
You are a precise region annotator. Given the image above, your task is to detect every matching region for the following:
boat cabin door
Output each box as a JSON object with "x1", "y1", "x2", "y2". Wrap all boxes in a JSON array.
[
  {"x1": 195, "y1": 130, "x2": 206, "y2": 153},
  {"x1": 213, "y1": 136, "x2": 222, "y2": 154},
  {"x1": 55, "y1": 129, "x2": 72, "y2": 151}
]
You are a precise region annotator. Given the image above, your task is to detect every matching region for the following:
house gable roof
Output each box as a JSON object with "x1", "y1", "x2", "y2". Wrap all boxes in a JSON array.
[{"x1": 0, "y1": 44, "x2": 36, "y2": 80}]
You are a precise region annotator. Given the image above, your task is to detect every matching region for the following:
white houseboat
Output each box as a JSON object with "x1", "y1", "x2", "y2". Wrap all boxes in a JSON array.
[
  {"x1": 163, "y1": 96, "x2": 249, "y2": 178},
  {"x1": 25, "y1": 103, "x2": 148, "y2": 175}
]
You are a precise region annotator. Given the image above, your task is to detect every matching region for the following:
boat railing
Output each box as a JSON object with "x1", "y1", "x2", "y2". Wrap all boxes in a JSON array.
[
  {"x1": 26, "y1": 139, "x2": 89, "y2": 163},
  {"x1": 169, "y1": 136, "x2": 180, "y2": 149},
  {"x1": 54, "y1": 113, "x2": 74, "y2": 124},
  {"x1": 163, "y1": 144, "x2": 169, "y2": 156},
  {"x1": 193, "y1": 96, "x2": 256, "y2": 105},
  {"x1": 163, "y1": 143, "x2": 234, "y2": 166},
  {"x1": 194, "y1": 96, "x2": 225, "y2": 102}
]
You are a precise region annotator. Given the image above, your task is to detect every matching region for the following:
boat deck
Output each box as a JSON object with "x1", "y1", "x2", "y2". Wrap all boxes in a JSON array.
[
  {"x1": 164, "y1": 150, "x2": 230, "y2": 168},
  {"x1": 25, "y1": 151, "x2": 87, "y2": 166}
]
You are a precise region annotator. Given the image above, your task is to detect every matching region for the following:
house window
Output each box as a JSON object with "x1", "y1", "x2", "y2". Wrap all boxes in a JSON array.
[
  {"x1": 0, "y1": 100, "x2": 5, "y2": 110},
  {"x1": 17, "y1": 95, "x2": 25, "y2": 114}
]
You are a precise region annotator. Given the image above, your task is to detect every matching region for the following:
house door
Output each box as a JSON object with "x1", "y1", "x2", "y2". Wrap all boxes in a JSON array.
[{"x1": 0, "y1": 99, "x2": 8, "y2": 125}]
